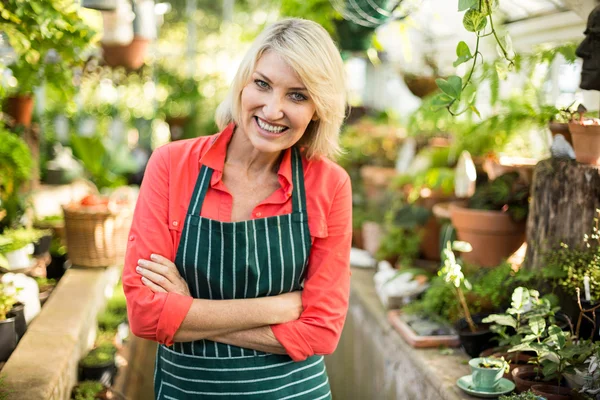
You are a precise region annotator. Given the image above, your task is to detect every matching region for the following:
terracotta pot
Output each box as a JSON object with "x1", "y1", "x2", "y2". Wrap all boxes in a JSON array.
[
  {"x1": 569, "y1": 122, "x2": 600, "y2": 165},
  {"x1": 102, "y1": 36, "x2": 150, "y2": 70},
  {"x1": 512, "y1": 365, "x2": 542, "y2": 393},
  {"x1": 403, "y1": 75, "x2": 440, "y2": 98},
  {"x1": 549, "y1": 122, "x2": 573, "y2": 146},
  {"x1": 449, "y1": 202, "x2": 526, "y2": 267},
  {"x1": 5, "y1": 95, "x2": 34, "y2": 127},
  {"x1": 493, "y1": 351, "x2": 533, "y2": 381},
  {"x1": 531, "y1": 384, "x2": 573, "y2": 400},
  {"x1": 416, "y1": 193, "x2": 455, "y2": 261}
]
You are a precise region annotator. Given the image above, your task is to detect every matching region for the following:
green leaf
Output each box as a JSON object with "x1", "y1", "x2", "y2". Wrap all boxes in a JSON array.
[
  {"x1": 470, "y1": 105, "x2": 481, "y2": 119},
  {"x1": 436, "y1": 76, "x2": 463, "y2": 99},
  {"x1": 511, "y1": 287, "x2": 530, "y2": 311},
  {"x1": 458, "y1": 0, "x2": 478, "y2": 11},
  {"x1": 529, "y1": 316, "x2": 546, "y2": 336},
  {"x1": 453, "y1": 41, "x2": 473, "y2": 67},
  {"x1": 463, "y1": 9, "x2": 488, "y2": 32},
  {"x1": 431, "y1": 94, "x2": 454, "y2": 107},
  {"x1": 482, "y1": 314, "x2": 517, "y2": 328}
]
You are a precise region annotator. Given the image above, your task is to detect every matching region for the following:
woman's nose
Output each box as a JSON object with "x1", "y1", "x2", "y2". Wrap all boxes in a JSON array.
[{"x1": 263, "y1": 94, "x2": 284, "y2": 121}]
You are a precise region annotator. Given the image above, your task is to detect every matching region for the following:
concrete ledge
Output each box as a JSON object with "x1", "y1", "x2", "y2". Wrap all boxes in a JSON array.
[{"x1": 1, "y1": 266, "x2": 120, "y2": 400}]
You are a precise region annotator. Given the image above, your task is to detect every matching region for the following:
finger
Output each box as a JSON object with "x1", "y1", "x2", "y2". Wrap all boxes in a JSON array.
[
  {"x1": 141, "y1": 276, "x2": 167, "y2": 293},
  {"x1": 150, "y1": 254, "x2": 176, "y2": 269},
  {"x1": 137, "y1": 266, "x2": 172, "y2": 290},
  {"x1": 138, "y1": 259, "x2": 171, "y2": 280}
]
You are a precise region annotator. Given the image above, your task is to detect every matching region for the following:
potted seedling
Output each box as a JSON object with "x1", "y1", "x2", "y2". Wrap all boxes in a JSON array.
[
  {"x1": 79, "y1": 344, "x2": 117, "y2": 386},
  {"x1": 439, "y1": 240, "x2": 496, "y2": 357},
  {"x1": 34, "y1": 277, "x2": 57, "y2": 305},
  {"x1": 0, "y1": 283, "x2": 18, "y2": 361},
  {"x1": 483, "y1": 287, "x2": 559, "y2": 378},
  {"x1": 499, "y1": 391, "x2": 546, "y2": 400},
  {"x1": 0, "y1": 228, "x2": 51, "y2": 270},
  {"x1": 71, "y1": 380, "x2": 113, "y2": 400},
  {"x1": 568, "y1": 105, "x2": 600, "y2": 166},
  {"x1": 468, "y1": 357, "x2": 510, "y2": 391}
]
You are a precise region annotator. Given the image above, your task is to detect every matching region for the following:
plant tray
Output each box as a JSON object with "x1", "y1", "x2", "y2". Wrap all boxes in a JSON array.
[{"x1": 388, "y1": 310, "x2": 460, "y2": 348}]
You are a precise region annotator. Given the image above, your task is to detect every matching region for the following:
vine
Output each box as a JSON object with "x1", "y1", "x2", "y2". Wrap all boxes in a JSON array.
[{"x1": 434, "y1": 0, "x2": 515, "y2": 116}]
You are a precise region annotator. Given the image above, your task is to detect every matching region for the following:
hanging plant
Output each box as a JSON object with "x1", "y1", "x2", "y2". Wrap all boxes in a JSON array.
[{"x1": 433, "y1": 0, "x2": 515, "y2": 116}]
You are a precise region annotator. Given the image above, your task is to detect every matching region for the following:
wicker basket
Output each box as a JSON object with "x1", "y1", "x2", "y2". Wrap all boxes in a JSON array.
[{"x1": 63, "y1": 203, "x2": 133, "y2": 268}]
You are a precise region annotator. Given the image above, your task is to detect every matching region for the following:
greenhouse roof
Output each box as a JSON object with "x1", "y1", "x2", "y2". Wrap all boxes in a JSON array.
[{"x1": 500, "y1": 0, "x2": 568, "y2": 22}]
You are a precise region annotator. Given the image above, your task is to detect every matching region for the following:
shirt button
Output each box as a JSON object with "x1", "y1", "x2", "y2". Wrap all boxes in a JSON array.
[
  {"x1": 172, "y1": 221, "x2": 179, "y2": 227},
  {"x1": 129, "y1": 235, "x2": 135, "y2": 241},
  {"x1": 256, "y1": 212, "x2": 262, "y2": 217},
  {"x1": 287, "y1": 192, "x2": 292, "y2": 197}
]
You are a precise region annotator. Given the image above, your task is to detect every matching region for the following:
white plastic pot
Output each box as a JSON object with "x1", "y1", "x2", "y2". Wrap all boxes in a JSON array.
[
  {"x1": 4, "y1": 244, "x2": 34, "y2": 270},
  {"x1": 101, "y1": 0, "x2": 135, "y2": 45}
]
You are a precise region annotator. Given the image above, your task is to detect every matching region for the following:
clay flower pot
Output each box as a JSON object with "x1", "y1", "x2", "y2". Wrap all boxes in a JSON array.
[
  {"x1": 569, "y1": 122, "x2": 600, "y2": 165},
  {"x1": 449, "y1": 202, "x2": 526, "y2": 267},
  {"x1": 102, "y1": 36, "x2": 150, "y2": 70},
  {"x1": 531, "y1": 384, "x2": 573, "y2": 400},
  {"x1": 403, "y1": 75, "x2": 440, "y2": 98},
  {"x1": 512, "y1": 365, "x2": 542, "y2": 393},
  {"x1": 5, "y1": 95, "x2": 34, "y2": 127}
]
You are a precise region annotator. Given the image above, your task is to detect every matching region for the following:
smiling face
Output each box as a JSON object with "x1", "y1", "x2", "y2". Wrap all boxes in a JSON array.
[
  {"x1": 576, "y1": 5, "x2": 600, "y2": 90},
  {"x1": 238, "y1": 50, "x2": 317, "y2": 155}
]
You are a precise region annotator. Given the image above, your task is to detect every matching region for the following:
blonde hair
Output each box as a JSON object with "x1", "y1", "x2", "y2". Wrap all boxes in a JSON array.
[{"x1": 215, "y1": 18, "x2": 347, "y2": 159}]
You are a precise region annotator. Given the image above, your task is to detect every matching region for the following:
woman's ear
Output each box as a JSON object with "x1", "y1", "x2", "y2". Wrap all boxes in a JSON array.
[{"x1": 311, "y1": 113, "x2": 319, "y2": 121}]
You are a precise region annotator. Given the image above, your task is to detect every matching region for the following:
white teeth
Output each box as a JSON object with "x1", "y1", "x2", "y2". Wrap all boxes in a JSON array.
[{"x1": 257, "y1": 117, "x2": 286, "y2": 133}]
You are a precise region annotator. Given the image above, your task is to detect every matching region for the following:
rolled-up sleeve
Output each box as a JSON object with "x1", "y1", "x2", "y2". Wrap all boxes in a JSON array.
[
  {"x1": 271, "y1": 174, "x2": 352, "y2": 361},
  {"x1": 122, "y1": 146, "x2": 193, "y2": 345}
]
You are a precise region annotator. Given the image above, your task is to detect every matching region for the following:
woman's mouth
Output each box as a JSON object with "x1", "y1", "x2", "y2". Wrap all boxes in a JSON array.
[{"x1": 254, "y1": 116, "x2": 289, "y2": 137}]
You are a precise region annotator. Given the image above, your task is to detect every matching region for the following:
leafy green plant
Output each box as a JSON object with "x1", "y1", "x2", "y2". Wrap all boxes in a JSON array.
[
  {"x1": 478, "y1": 357, "x2": 510, "y2": 372},
  {"x1": 468, "y1": 172, "x2": 529, "y2": 222},
  {"x1": 0, "y1": 283, "x2": 18, "y2": 321},
  {"x1": 156, "y1": 66, "x2": 205, "y2": 120},
  {"x1": 483, "y1": 287, "x2": 559, "y2": 348},
  {"x1": 0, "y1": 125, "x2": 33, "y2": 231},
  {"x1": 0, "y1": 228, "x2": 49, "y2": 253},
  {"x1": 434, "y1": 0, "x2": 514, "y2": 115},
  {"x1": 0, "y1": 0, "x2": 96, "y2": 98},
  {"x1": 499, "y1": 391, "x2": 545, "y2": 400},
  {"x1": 72, "y1": 380, "x2": 105, "y2": 400},
  {"x1": 80, "y1": 346, "x2": 115, "y2": 368}
]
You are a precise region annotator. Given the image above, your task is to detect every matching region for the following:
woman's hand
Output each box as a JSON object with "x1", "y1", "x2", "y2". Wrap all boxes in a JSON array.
[
  {"x1": 276, "y1": 291, "x2": 304, "y2": 323},
  {"x1": 136, "y1": 254, "x2": 191, "y2": 297}
]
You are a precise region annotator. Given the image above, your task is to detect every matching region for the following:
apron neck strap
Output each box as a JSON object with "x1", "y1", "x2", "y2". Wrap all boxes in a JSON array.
[
  {"x1": 189, "y1": 146, "x2": 307, "y2": 216},
  {"x1": 290, "y1": 146, "x2": 307, "y2": 214}
]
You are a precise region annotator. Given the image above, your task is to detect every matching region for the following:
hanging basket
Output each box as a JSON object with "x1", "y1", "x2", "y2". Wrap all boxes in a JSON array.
[
  {"x1": 333, "y1": 19, "x2": 376, "y2": 52},
  {"x1": 403, "y1": 75, "x2": 439, "y2": 98},
  {"x1": 82, "y1": 0, "x2": 117, "y2": 10}
]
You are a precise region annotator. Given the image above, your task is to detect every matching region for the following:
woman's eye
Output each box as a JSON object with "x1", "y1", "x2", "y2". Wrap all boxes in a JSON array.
[
  {"x1": 290, "y1": 92, "x2": 307, "y2": 102},
  {"x1": 255, "y1": 79, "x2": 269, "y2": 89}
]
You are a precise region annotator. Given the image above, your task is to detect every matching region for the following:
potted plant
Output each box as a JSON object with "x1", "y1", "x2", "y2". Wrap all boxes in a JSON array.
[
  {"x1": 483, "y1": 287, "x2": 560, "y2": 379},
  {"x1": 568, "y1": 105, "x2": 600, "y2": 165},
  {"x1": 0, "y1": 228, "x2": 50, "y2": 270},
  {"x1": 499, "y1": 392, "x2": 546, "y2": 400},
  {"x1": 71, "y1": 380, "x2": 113, "y2": 400},
  {"x1": 79, "y1": 344, "x2": 117, "y2": 385},
  {"x1": 549, "y1": 103, "x2": 579, "y2": 146},
  {"x1": 0, "y1": 125, "x2": 33, "y2": 231},
  {"x1": 0, "y1": 0, "x2": 95, "y2": 126},
  {"x1": 450, "y1": 172, "x2": 530, "y2": 267},
  {"x1": 439, "y1": 240, "x2": 496, "y2": 357},
  {"x1": 0, "y1": 283, "x2": 18, "y2": 362},
  {"x1": 34, "y1": 277, "x2": 57, "y2": 306}
]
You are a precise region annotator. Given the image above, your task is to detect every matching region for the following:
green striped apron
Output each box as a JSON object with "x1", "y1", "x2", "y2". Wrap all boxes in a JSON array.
[{"x1": 154, "y1": 147, "x2": 331, "y2": 399}]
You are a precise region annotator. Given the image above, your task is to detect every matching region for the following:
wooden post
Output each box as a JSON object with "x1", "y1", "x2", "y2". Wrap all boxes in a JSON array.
[{"x1": 524, "y1": 158, "x2": 600, "y2": 270}]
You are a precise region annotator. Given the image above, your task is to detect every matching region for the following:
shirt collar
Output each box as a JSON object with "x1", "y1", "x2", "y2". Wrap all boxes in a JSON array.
[{"x1": 199, "y1": 123, "x2": 294, "y2": 189}]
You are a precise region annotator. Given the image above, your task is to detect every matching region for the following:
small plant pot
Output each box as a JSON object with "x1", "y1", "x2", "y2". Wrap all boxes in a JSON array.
[
  {"x1": 569, "y1": 122, "x2": 600, "y2": 165},
  {"x1": 5, "y1": 95, "x2": 34, "y2": 128},
  {"x1": 531, "y1": 384, "x2": 573, "y2": 400},
  {"x1": 512, "y1": 365, "x2": 543, "y2": 393},
  {"x1": 102, "y1": 36, "x2": 150, "y2": 70},
  {"x1": 403, "y1": 75, "x2": 440, "y2": 98},
  {"x1": 4, "y1": 244, "x2": 34, "y2": 270},
  {"x1": 456, "y1": 315, "x2": 496, "y2": 358},
  {"x1": 79, "y1": 359, "x2": 117, "y2": 386},
  {"x1": 33, "y1": 234, "x2": 52, "y2": 256},
  {"x1": 8, "y1": 303, "x2": 26, "y2": 342},
  {"x1": 0, "y1": 317, "x2": 17, "y2": 362}
]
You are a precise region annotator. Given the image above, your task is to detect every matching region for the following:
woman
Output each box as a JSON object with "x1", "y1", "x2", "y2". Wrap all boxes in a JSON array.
[{"x1": 123, "y1": 18, "x2": 352, "y2": 399}]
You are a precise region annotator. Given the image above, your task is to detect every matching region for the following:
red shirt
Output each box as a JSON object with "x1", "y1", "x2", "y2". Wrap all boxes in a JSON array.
[{"x1": 123, "y1": 123, "x2": 352, "y2": 361}]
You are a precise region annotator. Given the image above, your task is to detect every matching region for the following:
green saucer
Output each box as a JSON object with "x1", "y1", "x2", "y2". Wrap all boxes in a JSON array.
[{"x1": 456, "y1": 375, "x2": 516, "y2": 398}]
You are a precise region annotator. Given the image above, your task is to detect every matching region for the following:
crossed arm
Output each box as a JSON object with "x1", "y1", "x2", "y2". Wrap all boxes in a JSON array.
[{"x1": 135, "y1": 254, "x2": 300, "y2": 354}]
